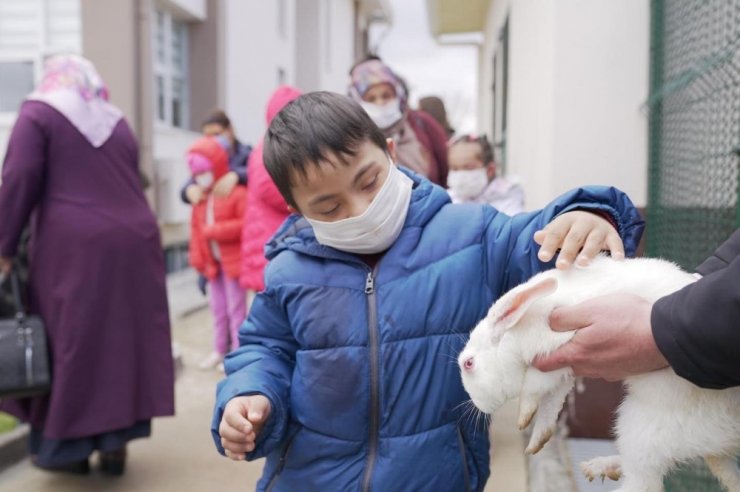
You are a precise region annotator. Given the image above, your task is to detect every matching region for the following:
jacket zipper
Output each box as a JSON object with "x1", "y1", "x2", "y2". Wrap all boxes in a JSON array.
[
  {"x1": 456, "y1": 426, "x2": 472, "y2": 492},
  {"x1": 265, "y1": 429, "x2": 298, "y2": 492},
  {"x1": 361, "y1": 267, "x2": 380, "y2": 492}
]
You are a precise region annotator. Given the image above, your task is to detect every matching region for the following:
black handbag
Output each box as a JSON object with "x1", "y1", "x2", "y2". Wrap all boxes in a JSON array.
[{"x1": 0, "y1": 267, "x2": 51, "y2": 399}]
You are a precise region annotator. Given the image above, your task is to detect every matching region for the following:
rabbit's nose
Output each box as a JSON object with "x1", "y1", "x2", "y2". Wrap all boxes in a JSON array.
[{"x1": 462, "y1": 357, "x2": 475, "y2": 372}]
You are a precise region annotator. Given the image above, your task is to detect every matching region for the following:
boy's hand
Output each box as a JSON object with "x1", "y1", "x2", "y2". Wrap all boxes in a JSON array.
[
  {"x1": 534, "y1": 211, "x2": 624, "y2": 269},
  {"x1": 186, "y1": 184, "x2": 205, "y2": 204},
  {"x1": 219, "y1": 395, "x2": 271, "y2": 461}
]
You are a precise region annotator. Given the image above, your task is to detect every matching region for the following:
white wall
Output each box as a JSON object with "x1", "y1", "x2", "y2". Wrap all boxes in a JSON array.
[
  {"x1": 479, "y1": 0, "x2": 649, "y2": 210},
  {"x1": 551, "y1": 0, "x2": 649, "y2": 208},
  {"x1": 319, "y1": 0, "x2": 356, "y2": 93},
  {"x1": 153, "y1": 124, "x2": 201, "y2": 224},
  {"x1": 223, "y1": 0, "x2": 297, "y2": 145}
]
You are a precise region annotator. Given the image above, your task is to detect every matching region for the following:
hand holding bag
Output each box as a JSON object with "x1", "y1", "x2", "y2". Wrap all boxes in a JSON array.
[{"x1": 0, "y1": 266, "x2": 50, "y2": 398}]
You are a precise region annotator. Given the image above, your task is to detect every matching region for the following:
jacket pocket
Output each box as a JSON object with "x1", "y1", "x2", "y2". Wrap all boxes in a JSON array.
[
  {"x1": 265, "y1": 425, "x2": 301, "y2": 492},
  {"x1": 456, "y1": 426, "x2": 473, "y2": 492}
]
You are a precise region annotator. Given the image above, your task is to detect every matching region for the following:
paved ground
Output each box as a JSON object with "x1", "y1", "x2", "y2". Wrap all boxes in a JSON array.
[{"x1": 0, "y1": 304, "x2": 527, "y2": 491}]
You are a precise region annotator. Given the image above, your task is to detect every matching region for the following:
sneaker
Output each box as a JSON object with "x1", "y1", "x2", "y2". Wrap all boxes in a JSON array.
[{"x1": 198, "y1": 352, "x2": 224, "y2": 370}]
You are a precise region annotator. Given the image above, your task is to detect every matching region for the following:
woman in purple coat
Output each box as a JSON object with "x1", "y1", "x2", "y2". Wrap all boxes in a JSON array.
[{"x1": 0, "y1": 55, "x2": 174, "y2": 475}]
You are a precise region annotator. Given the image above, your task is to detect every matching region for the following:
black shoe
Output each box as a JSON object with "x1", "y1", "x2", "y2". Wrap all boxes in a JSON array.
[
  {"x1": 99, "y1": 449, "x2": 126, "y2": 476},
  {"x1": 33, "y1": 458, "x2": 90, "y2": 475}
]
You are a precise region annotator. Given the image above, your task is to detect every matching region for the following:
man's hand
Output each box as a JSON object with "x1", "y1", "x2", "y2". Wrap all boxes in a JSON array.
[
  {"x1": 213, "y1": 171, "x2": 239, "y2": 198},
  {"x1": 218, "y1": 395, "x2": 271, "y2": 461},
  {"x1": 534, "y1": 211, "x2": 624, "y2": 269},
  {"x1": 0, "y1": 257, "x2": 11, "y2": 276},
  {"x1": 185, "y1": 184, "x2": 205, "y2": 204},
  {"x1": 533, "y1": 293, "x2": 669, "y2": 380}
]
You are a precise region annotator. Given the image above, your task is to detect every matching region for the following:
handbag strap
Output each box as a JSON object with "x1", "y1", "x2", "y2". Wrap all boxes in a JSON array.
[{"x1": 8, "y1": 263, "x2": 26, "y2": 320}]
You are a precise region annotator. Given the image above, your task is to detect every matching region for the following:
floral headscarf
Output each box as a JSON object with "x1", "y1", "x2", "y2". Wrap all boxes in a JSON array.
[
  {"x1": 28, "y1": 54, "x2": 122, "y2": 147},
  {"x1": 349, "y1": 59, "x2": 408, "y2": 108}
]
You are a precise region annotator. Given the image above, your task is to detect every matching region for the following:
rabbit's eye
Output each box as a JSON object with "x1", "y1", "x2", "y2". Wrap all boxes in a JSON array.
[{"x1": 463, "y1": 357, "x2": 475, "y2": 371}]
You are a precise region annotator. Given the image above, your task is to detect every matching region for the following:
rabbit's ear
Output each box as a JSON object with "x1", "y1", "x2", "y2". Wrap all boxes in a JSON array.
[{"x1": 488, "y1": 277, "x2": 558, "y2": 338}]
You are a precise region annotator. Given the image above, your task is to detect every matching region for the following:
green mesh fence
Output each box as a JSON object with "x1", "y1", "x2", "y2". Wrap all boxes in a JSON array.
[
  {"x1": 647, "y1": 0, "x2": 740, "y2": 271},
  {"x1": 647, "y1": 1, "x2": 740, "y2": 490}
]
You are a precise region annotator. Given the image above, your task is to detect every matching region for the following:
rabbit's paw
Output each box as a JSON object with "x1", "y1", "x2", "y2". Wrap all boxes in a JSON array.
[
  {"x1": 517, "y1": 400, "x2": 537, "y2": 430},
  {"x1": 524, "y1": 426, "x2": 554, "y2": 455},
  {"x1": 581, "y1": 455, "x2": 622, "y2": 482}
]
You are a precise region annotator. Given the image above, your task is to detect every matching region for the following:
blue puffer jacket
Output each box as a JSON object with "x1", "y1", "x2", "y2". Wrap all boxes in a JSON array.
[{"x1": 211, "y1": 171, "x2": 644, "y2": 492}]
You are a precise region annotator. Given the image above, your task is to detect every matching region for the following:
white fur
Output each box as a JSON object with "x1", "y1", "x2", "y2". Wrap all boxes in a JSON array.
[{"x1": 458, "y1": 256, "x2": 740, "y2": 492}]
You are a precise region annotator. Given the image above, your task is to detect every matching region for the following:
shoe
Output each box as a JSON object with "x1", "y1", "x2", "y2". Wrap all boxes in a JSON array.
[
  {"x1": 198, "y1": 352, "x2": 224, "y2": 370},
  {"x1": 99, "y1": 448, "x2": 127, "y2": 476},
  {"x1": 32, "y1": 457, "x2": 90, "y2": 475},
  {"x1": 217, "y1": 362, "x2": 225, "y2": 373}
]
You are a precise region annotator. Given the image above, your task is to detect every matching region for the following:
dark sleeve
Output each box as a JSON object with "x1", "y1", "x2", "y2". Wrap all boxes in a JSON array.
[
  {"x1": 651, "y1": 228, "x2": 740, "y2": 389},
  {"x1": 0, "y1": 107, "x2": 47, "y2": 257},
  {"x1": 229, "y1": 144, "x2": 251, "y2": 185},
  {"x1": 179, "y1": 177, "x2": 196, "y2": 205}
]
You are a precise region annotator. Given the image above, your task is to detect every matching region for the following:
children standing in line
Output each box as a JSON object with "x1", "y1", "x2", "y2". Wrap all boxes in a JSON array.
[
  {"x1": 447, "y1": 134, "x2": 526, "y2": 215},
  {"x1": 187, "y1": 137, "x2": 247, "y2": 370},
  {"x1": 211, "y1": 92, "x2": 644, "y2": 491}
]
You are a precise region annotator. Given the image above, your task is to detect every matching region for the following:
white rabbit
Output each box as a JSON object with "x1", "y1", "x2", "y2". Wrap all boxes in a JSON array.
[{"x1": 458, "y1": 256, "x2": 740, "y2": 492}]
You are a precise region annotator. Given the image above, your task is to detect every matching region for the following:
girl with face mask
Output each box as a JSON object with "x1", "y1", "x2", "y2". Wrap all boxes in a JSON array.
[
  {"x1": 186, "y1": 137, "x2": 247, "y2": 371},
  {"x1": 447, "y1": 134, "x2": 525, "y2": 216},
  {"x1": 348, "y1": 56, "x2": 450, "y2": 188}
]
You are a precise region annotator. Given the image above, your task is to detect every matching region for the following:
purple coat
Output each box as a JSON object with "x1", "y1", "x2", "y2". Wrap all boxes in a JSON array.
[{"x1": 0, "y1": 101, "x2": 174, "y2": 439}]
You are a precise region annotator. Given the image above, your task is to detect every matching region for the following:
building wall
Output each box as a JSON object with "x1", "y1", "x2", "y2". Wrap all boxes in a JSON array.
[
  {"x1": 479, "y1": 0, "x2": 649, "y2": 209},
  {"x1": 223, "y1": 0, "x2": 297, "y2": 145}
]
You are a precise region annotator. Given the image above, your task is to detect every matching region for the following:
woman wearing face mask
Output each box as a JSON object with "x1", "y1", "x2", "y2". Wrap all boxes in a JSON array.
[
  {"x1": 349, "y1": 56, "x2": 449, "y2": 187},
  {"x1": 447, "y1": 134, "x2": 525, "y2": 215}
]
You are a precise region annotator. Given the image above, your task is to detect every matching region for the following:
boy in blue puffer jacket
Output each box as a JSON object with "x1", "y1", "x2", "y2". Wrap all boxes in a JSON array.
[{"x1": 211, "y1": 92, "x2": 644, "y2": 491}]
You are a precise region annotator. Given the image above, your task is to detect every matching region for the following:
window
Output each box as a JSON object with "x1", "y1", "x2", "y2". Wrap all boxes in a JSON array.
[
  {"x1": 0, "y1": 0, "x2": 81, "y2": 113},
  {"x1": 153, "y1": 8, "x2": 190, "y2": 129},
  {"x1": 0, "y1": 61, "x2": 34, "y2": 112}
]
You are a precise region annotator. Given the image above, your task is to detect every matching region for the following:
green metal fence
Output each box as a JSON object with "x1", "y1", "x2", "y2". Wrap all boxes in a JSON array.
[
  {"x1": 647, "y1": 0, "x2": 740, "y2": 271},
  {"x1": 648, "y1": 1, "x2": 740, "y2": 490}
]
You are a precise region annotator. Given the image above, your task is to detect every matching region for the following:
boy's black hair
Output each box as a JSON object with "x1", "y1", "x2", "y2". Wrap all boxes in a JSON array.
[
  {"x1": 264, "y1": 91, "x2": 389, "y2": 209},
  {"x1": 451, "y1": 134, "x2": 495, "y2": 165}
]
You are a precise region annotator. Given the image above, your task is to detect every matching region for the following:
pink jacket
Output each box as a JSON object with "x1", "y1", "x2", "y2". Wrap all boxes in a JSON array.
[{"x1": 239, "y1": 85, "x2": 302, "y2": 291}]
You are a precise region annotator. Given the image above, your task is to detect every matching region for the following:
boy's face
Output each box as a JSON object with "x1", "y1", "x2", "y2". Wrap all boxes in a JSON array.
[
  {"x1": 449, "y1": 142, "x2": 495, "y2": 180},
  {"x1": 290, "y1": 139, "x2": 397, "y2": 222}
]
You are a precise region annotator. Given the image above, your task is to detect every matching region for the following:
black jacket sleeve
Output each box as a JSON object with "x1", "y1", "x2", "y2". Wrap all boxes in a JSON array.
[{"x1": 651, "y1": 228, "x2": 740, "y2": 389}]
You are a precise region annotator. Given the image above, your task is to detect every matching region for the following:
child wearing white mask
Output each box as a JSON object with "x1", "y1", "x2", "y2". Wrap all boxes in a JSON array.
[
  {"x1": 448, "y1": 134, "x2": 525, "y2": 215},
  {"x1": 211, "y1": 92, "x2": 645, "y2": 491},
  {"x1": 187, "y1": 136, "x2": 247, "y2": 371}
]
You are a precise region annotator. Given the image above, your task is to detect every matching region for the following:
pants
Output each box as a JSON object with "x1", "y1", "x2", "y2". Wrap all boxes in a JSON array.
[{"x1": 209, "y1": 271, "x2": 246, "y2": 355}]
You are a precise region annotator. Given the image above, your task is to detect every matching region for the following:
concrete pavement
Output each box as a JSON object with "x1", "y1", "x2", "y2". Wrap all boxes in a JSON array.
[{"x1": 0, "y1": 304, "x2": 527, "y2": 491}]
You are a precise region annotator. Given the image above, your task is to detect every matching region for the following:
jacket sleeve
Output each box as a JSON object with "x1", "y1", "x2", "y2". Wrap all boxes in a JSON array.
[
  {"x1": 483, "y1": 186, "x2": 644, "y2": 295},
  {"x1": 204, "y1": 190, "x2": 246, "y2": 242},
  {"x1": 189, "y1": 210, "x2": 205, "y2": 274},
  {"x1": 179, "y1": 177, "x2": 196, "y2": 205},
  {"x1": 0, "y1": 108, "x2": 46, "y2": 257},
  {"x1": 229, "y1": 144, "x2": 251, "y2": 185},
  {"x1": 651, "y1": 228, "x2": 740, "y2": 389},
  {"x1": 211, "y1": 286, "x2": 297, "y2": 459}
]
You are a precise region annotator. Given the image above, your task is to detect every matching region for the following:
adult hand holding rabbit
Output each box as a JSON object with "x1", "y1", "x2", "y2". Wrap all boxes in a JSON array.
[{"x1": 533, "y1": 294, "x2": 669, "y2": 380}]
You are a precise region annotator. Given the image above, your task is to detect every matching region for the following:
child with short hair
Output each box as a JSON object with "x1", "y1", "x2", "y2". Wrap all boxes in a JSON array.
[
  {"x1": 211, "y1": 92, "x2": 643, "y2": 491},
  {"x1": 187, "y1": 137, "x2": 247, "y2": 370},
  {"x1": 448, "y1": 134, "x2": 525, "y2": 215}
]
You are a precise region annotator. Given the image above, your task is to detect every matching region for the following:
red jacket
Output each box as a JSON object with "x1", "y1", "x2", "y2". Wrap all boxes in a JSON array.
[
  {"x1": 188, "y1": 137, "x2": 247, "y2": 280},
  {"x1": 240, "y1": 86, "x2": 302, "y2": 291}
]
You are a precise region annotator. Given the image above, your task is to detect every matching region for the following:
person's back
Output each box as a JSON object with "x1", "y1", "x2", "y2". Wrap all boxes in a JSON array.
[{"x1": 211, "y1": 92, "x2": 644, "y2": 491}]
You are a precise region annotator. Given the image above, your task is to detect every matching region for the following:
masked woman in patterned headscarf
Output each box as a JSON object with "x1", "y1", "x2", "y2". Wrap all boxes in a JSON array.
[{"x1": 349, "y1": 56, "x2": 449, "y2": 187}]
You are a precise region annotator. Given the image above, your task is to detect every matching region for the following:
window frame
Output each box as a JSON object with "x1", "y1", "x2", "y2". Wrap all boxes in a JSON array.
[{"x1": 152, "y1": 5, "x2": 190, "y2": 130}]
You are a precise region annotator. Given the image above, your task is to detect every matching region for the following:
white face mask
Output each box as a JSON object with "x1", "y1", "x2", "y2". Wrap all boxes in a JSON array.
[
  {"x1": 448, "y1": 168, "x2": 489, "y2": 200},
  {"x1": 195, "y1": 172, "x2": 215, "y2": 189},
  {"x1": 360, "y1": 99, "x2": 403, "y2": 130},
  {"x1": 306, "y1": 159, "x2": 413, "y2": 254}
]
